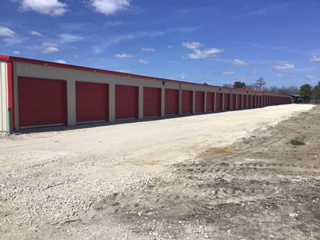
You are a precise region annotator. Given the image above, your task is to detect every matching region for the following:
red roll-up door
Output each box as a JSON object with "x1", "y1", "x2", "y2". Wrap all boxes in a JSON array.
[
  {"x1": 248, "y1": 95, "x2": 252, "y2": 108},
  {"x1": 195, "y1": 91, "x2": 204, "y2": 113},
  {"x1": 237, "y1": 95, "x2": 241, "y2": 109},
  {"x1": 224, "y1": 93, "x2": 230, "y2": 111},
  {"x1": 18, "y1": 77, "x2": 67, "y2": 128},
  {"x1": 216, "y1": 93, "x2": 223, "y2": 111},
  {"x1": 143, "y1": 87, "x2": 161, "y2": 118},
  {"x1": 231, "y1": 94, "x2": 237, "y2": 110},
  {"x1": 115, "y1": 85, "x2": 138, "y2": 120},
  {"x1": 182, "y1": 90, "x2": 193, "y2": 114},
  {"x1": 165, "y1": 89, "x2": 178, "y2": 115},
  {"x1": 206, "y1": 92, "x2": 214, "y2": 112},
  {"x1": 76, "y1": 82, "x2": 109, "y2": 123},
  {"x1": 243, "y1": 95, "x2": 247, "y2": 109},
  {"x1": 258, "y1": 96, "x2": 262, "y2": 107}
]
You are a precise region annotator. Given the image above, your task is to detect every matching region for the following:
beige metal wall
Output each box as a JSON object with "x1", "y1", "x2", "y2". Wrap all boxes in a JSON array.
[
  {"x1": 0, "y1": 62, "x2": 8, "y2": 131},
  {"x1": 15, "y1": 62, "x2": 175, "y2": 129},
  {"x1": 13, "y1": 61, "x2": 289, "y2": 131}
]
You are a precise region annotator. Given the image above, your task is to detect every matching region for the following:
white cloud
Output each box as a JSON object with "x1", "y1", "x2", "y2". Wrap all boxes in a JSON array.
[
  {"x1": 104, "y1": 21, "x2": 123, "y2": 27},
  {"x1": 168, "y1": 27, "x2": 197, "y2": 33},
  {"x1": 92, "y1": 46, "x2": 103, "y2": 54},
  {"x1": 233, "y1": 59, "x2": 248, "y2": 66},
  {"x1": 89, "y1": 0, "x2": 130, "y2": 15},
  {"x1": 30, "y1": 31, "x2": 42, "y2": 37},
  {"x1": 305, "y1": 75, "x2": 315, "y2": 80},
  {"x1": 310, "y1": 56, "x2": 320, "y2": 62},
  {"x1": 54, "y1": 60, "x2": 67, "y2": 64},
  {"x1": 182, "y1": 42, "x2": 203, "y2": 50},
  {"x1": 182, "y1": 41, "x2": 223, "y2": 59},
  {"x1": 3, "y1": 36, "x2": 28, "y2": 46},
  {"x1": 276, "y1": 74, "x2": 284, "y2": 77},
  {"x1": 272, "y1": 62, "x2": 295, "y2": 70},
  {"x1": 42, "y1": 42, "x2": 59, "y2": 53},
  {"x1": 13, "y1": 50, "x2": 21, "y2": 55},
  {"x1": 18, "y1": 0, "x2": 68, "y2": 16},
  {"x1": 114, "y1": 53, "x2": 134, "y2": 58},
  {"x1": 60, "y1": 33, "x2": 83, "y2": 42},
  {"x1": 0, "y1": 27, "x2": 15, "y2": 37},
  {"x1": 111, "y1": 31, "x2": 163, "y2": 44},
  {"x1": 139, "y1": 60, "x2": 148, "y2": 64},
  {"x1": 142, "y1": 48, "x2": 155, "y2": 52},
  {"x1": 184, "y1": 48, "x2": 223, "y2": 59},
  {"x1": 222, "y1": 71, "x2": 235, "y2": 75},
  {"x1": 42, "y1": 46, "x2": 59, "y2": 53}
]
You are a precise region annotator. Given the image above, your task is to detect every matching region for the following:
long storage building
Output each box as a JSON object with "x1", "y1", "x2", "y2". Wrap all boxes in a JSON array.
[{"x1": 0, "y1": 55, "x2": 291, "y2": 132}]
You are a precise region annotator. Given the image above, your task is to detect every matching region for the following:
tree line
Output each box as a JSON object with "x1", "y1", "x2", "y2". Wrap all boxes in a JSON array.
[{"x1": 223, "y1": 78, "x2": 320, "y2": 103}]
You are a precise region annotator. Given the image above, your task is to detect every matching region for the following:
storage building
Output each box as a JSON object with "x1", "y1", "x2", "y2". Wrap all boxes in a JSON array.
[{"x1": 0, "y1": 56, "x2": 291, "y2": 132}]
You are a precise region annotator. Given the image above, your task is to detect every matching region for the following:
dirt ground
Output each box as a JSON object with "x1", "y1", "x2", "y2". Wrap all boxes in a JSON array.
[{"x1": 0, "y1": 104, "x2": 319, "y2": 240}]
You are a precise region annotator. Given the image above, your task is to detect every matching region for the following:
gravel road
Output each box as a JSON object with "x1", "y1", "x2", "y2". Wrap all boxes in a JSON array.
[{"x1": 0, "y1": 104, "x2": 315, "y2": 239}]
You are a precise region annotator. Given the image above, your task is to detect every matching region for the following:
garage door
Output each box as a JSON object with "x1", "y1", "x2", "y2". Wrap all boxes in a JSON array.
[
  {"x1": 76, "y1": 82, "x2": 109, "y2": 123},
  {"x1": 165, "y1": 89, "x2": 179, "y2": 116},
  {"x1": 224, "y1": 93, "x2": 230, "y2": 111},
  {"x1": 206, "y1": 92, "x2": 214, "y2": 112},
  {"x1": 243, "y1": 95, "x2": 248, "y2": 109},
  {"x1": 18, "y1": 77, "x2": 67, "y2": 128},
  {"x1": 248, "y1": 95, "x2": 252, "y2": 108},
  {"x1": 182, "y1": 90, "x2": 193, "y2": 114},
  {"x1": 144, "y1": 87, "x2": 161, "y2": 118},
  {"x1": 195, "y1": 91, "x2": 204, "y2": 113},
  {"x1": 216, "y1": 93, "x2": 223, "y2": 112},
  {"x1": 116, "y1": 85, "x2": 139, "y2": 120},
  {"x1": 231, "y1": 94, "x2": 237, "y2": 110},
  {"x1": 237, "y1": 95, "x2": 241, "y2": 110}
]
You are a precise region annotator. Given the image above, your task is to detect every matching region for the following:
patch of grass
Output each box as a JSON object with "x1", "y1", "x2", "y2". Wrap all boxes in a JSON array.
[{"x1": 290, "y1": 139, "x2": 305, "y2": 146}]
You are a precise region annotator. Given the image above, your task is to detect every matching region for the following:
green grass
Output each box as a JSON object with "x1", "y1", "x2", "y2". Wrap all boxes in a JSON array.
[{"x1": 290, "y1": 139, "x2": 305, "y2": 146}]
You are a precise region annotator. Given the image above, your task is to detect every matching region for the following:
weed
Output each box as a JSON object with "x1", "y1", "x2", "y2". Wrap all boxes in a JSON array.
[{"x1": 290, "y1": 139, "x2": 305, "y2": 146}]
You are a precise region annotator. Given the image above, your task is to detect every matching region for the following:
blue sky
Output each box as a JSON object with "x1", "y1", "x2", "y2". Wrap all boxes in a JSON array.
[{"x1": 1, "y1": 0, "x2": 320, "y2": 88}]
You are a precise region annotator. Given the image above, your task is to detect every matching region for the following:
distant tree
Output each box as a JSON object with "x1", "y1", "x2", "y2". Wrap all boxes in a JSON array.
[
  {"x1": 222, "y1": 83, "x2": 233, "y2": 88},
  {"x1": 267, "y1": 85, "x2": 299, "y2": 95},
  {"x1": 255, "y1": 77, "x2": 266, "y2": 90},
  {"x1": 282, "y1": 85, "x2": 299, "y2": 95},
  {"x1": 246, "y1": 83, "x2": 256, "y2": 90},
  {"x1": 311, "y1": 81, "x2": 320, "y2": 100},
  {"x1": 299, "y1": 84, "x2": 312, "y2": 103},
  {"x1": 233, "y1": 81, "x2": 246, "y2": 88}
]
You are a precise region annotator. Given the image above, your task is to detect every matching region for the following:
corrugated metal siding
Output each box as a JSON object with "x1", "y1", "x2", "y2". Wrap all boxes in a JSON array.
[
  {"x1": 231, "y1": 94, "x2": 237, "y2": 110},
  {"x1": 216, "y1": 93, "x2": 223, "y2": 112},
  {"x1": 165, "y1": 89, "x2": 179, "y2": 116},
  {"x1": 0, "y1": 62, "x2": 8, "y2": 131},
  {"x1": 143, "y1": 87, "x2": 161, "y2": 117},
  {"x1": 237, "y1": 94, "x2": 241, "y2": 110},
  {"x1": 115, "y1": 85, "x2": 138, "y2": 120},
  {"x1": 182, "y1": 90, "x2": 193, "y2": 114},
  {"x1": 224, "y1": 93, "x2": 230, "y2": 111},
  {"x1": 243, "y1": 95, "x2": 247, "y2": 109},
  {"x1": 249, "y1": 95, "x2": 253, "y2": 108},
  {"x1": 206, "y1": 92, "x2": 214, "y2": 112},
  {"x1": 76, "y1": 82, "x2": 109, "y2": 123},
  {"x1": 195, "y1": 91, "x2": 204, "y2": 113},
  {"x1": 18, "y1": 77, "x2": 67, "y2": 128}
]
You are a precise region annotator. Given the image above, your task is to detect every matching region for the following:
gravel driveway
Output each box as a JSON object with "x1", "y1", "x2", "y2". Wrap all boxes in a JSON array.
[{"x1": 0, "y1": 104, "x2": 315, "y2": 239}]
